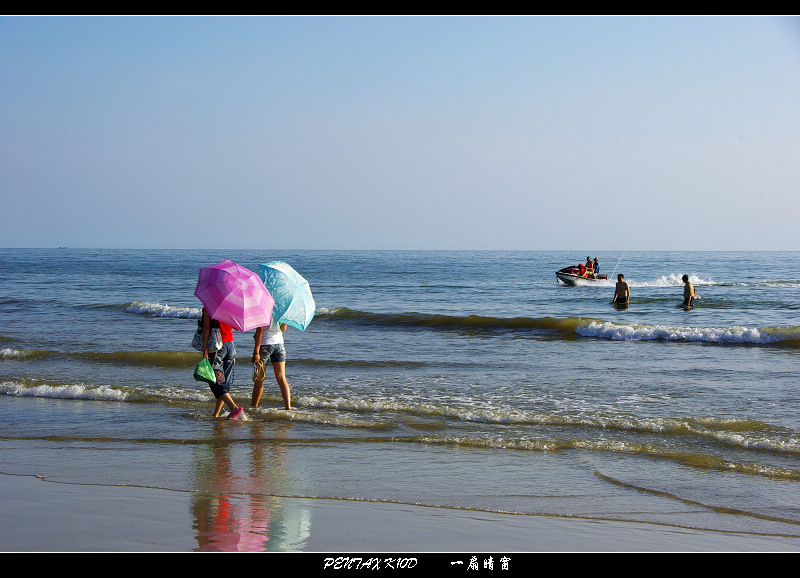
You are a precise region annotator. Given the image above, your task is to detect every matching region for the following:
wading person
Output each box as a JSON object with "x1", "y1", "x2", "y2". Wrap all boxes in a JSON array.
[{"x1": 252, "y1": 317, "x2": 292, "y2": 410}]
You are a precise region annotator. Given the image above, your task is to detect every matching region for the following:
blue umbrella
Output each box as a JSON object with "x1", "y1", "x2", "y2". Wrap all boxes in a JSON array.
[{"x1": 258, "y1": 261, "x2": 316, "y2": 331}]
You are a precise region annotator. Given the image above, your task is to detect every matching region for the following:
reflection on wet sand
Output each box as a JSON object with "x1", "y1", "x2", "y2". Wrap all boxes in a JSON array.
[{"x1": 191, "y1": 420, "x2": 311, "y2": 552}]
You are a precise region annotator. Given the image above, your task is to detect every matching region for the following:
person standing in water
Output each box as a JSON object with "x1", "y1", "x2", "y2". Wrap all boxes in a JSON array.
[
  {"x1": 613, "y1": 274, "x2": 629, "y2": 304},
  {"x1": 252, "y1": 316, "x2": 292, "y2": 410},
  {"x1": 202, "y1": 308, "x2": 244, "y2": 420},
  {"x1": 682, "y1": 274, "x2": 698, "y2": 308}
]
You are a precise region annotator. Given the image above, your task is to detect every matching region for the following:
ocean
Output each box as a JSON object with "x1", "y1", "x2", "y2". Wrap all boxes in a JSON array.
[{"x1": 1, "y1": 248, "x2": 800, "y2": 550}]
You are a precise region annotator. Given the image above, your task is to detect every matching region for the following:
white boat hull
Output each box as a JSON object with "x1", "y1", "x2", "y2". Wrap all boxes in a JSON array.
[{"x1": 555, "y1": 267, "x2": 608, "y2": 285}]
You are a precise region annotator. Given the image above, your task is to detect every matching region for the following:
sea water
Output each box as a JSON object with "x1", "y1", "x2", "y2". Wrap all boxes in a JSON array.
[{"x1": 1, "y1": 248, "x2": 800, "y2": 549}]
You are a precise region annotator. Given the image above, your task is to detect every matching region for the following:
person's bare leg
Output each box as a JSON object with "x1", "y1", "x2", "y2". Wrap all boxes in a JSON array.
[
  {"x1": 273, "y1": 362, "x2": 292, "y2": 410},
  {"x1": 213, "y1": 397, "x2": 225, "y2": 417},
  {"x1": 215, "y1": 393, "x2": 239, "y2": 417},
  {"x1": 251, "y1": 378, "x2": 265, "y2": 407}
]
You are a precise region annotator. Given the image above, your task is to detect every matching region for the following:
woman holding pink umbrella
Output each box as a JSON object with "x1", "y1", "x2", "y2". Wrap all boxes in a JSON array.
[
  {"x1": 195, "y1": 260, "x2": 275, "y2": 421},
  {"x1": 202, "y1": 308, "x2": 244, "y2": 420}
]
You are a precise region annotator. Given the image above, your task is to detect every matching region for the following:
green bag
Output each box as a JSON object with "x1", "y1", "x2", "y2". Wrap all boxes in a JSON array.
[{"x1": 193, "y1": 357, "x2": 216, "y2": 385}]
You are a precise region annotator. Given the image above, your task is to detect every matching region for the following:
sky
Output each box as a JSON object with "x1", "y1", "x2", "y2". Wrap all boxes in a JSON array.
[{"x1": 2, "y1": 16, "x2": 799, "y2": 251}]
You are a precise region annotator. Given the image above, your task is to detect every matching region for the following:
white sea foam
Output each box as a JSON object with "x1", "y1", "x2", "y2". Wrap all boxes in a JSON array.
[
  {"x1": 628, "y1": 273, "x2": 713, "y2": 288},
  {"x1": 0, "y1": 381, "x2": 128, "y2": 401},
  {"x1": 577, "y1": 321, "x2": 794, "y2": 344},
  {"x1": 125, "y1": 301, "x2": 201, "y2": 319},
  {"x1": 315, "y1": 307, "x2": 341, "y2": 315},
  {"x1": 570, "y1": 273, "x2": 713, "y2": 288},
  {"x1": 0, "y1": 348, "x2": 27, "y2": 358}
]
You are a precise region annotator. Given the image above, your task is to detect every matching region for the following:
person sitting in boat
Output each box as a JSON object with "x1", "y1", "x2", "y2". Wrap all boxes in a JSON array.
[
  {"x1": 583, "y1": 257, "x2": 595, "y2": 278},
  {"x1": 593, "y1": 258, "x2": 599, "y2": 276},
  {"x1": 583, "y1": 257, "x2": 597, "y2": 279},
  {"x1": 578, "y1": 263, "x2": 587, "y2": 277}
]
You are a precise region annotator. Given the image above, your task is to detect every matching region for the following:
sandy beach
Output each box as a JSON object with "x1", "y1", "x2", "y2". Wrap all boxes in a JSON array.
[{"x1": 2, "y1": 472, "x2": 797, "y2": 554}]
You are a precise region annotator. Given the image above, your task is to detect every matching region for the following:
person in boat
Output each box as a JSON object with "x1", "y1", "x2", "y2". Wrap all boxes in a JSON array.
[
  {"x1": 613, "y1": 274, "x2": 629, "y2": 304},
  {"x1": 580, "y1": 257, "x2": 594, "y2": 278},
  {"x1": 593, "y1": 258, "x2": 599, "y2": 275},
  {"x1": 584, "y1": 256, "x2": 600, "y2": 278},
  {"x1": 682, "y1": 275, "x2": 697, "y2": 308}
]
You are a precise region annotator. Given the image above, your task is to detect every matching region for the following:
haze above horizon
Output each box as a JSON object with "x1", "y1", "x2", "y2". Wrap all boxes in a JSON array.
[{"x1": 2, "y1": 16, "x2": 799, "y2": 251}]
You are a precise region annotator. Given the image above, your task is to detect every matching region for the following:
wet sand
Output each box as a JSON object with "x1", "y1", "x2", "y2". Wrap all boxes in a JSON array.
[{"x1": 1, "y1": 473, "x2": 797, "y2": 553}]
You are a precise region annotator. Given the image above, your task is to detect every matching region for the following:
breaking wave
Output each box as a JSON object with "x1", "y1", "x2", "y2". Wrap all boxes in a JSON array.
[
  {"x1": 125, "y1": 301, "x2": 201, "y2": 319},
  {"x1": 577, "y1": 321, "x2": 800, "y2": 345},
  {"x1": 316, "y1": 308, "x2": 800, "y2": 347}
]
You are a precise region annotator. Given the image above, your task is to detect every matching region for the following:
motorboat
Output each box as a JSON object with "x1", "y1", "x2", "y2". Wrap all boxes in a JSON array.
[{"x1": 555, "y1": 265, "x2": 608, "y2": 285}]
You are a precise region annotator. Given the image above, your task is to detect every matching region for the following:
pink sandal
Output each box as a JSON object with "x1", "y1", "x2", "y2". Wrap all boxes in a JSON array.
[{"x1": 228, "y1": 407, "x2": 244, "y2": 420}]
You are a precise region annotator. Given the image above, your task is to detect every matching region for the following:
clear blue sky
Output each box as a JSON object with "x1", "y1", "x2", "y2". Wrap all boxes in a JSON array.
[{"x1": 2, "y1": 16, "x2": 799, "y2": 250}]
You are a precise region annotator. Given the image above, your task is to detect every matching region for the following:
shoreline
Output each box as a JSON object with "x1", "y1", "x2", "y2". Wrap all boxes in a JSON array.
[{"x1": 2, "y1": 473, "x2": 797, "y2": 553}]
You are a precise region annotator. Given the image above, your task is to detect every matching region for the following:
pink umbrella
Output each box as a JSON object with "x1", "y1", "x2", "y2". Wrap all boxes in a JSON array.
[{"x1": 194, "y1": 260, "x2": 274, "y2": 332}]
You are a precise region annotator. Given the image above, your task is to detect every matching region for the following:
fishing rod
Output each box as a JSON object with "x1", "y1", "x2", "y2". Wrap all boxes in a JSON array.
[{"x1": 610, "y1": 251, "x2": 627, "y2": 278}]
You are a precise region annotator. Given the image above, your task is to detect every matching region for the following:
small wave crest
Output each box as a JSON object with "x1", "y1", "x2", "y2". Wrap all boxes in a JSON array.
[
  {"x1": 316, "y1": 308, "x2": 800, "y2": 348},
  {"x1": 2, "y1": 347, "x2": 200, "y2": 367},
  {"x1": 577, "y1": 320, "x2": 800, "y2": 345},
  {"x1": 629, "y1": 273, "x2": 714, "y2": 288},
  {"x1": 626, "y1": 274, "x2": 800, "y2": 289},
  {"x1": 125, "y1": 301, "x2": 200, "y2": 319},
  {"x1": 316, "y1": 307, "x2": 585, "y2": 335},
  {"x1": 0, "y1": 381, "x2": 128, "y2": 401},
  {"x1": 1, "y1": 348, "x2": 29, "y2": 359},
  {"x1": 1, "y1": 348, "x2": 52, "y2": 360},
  {"x1": 0, "y1": 379, "x2": 210, "y2": 404}
]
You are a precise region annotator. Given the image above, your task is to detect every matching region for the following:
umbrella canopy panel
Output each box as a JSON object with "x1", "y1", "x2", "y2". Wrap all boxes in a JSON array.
[
  {"x1": 259, "y1": 261, "x2": 316, "y2": 331},
  {"x1": 195, "y1": 260, "x2": 274, "y2": 332}
]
